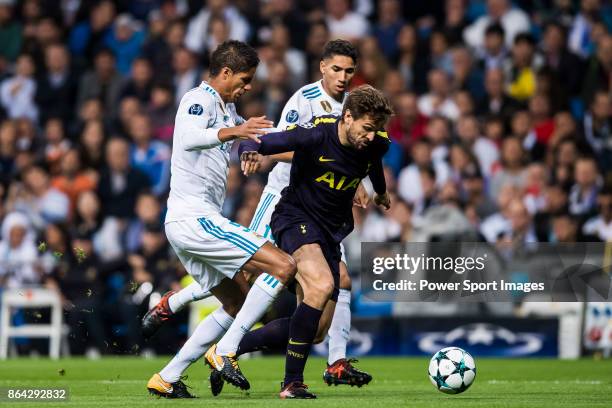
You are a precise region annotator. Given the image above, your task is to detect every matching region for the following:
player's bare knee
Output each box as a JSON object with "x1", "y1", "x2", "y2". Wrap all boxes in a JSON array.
[{"x1": 312, "y1": 280, "x2": 334, "y2": 300}]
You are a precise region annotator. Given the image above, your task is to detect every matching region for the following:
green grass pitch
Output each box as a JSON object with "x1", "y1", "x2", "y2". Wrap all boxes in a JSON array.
[{"x1": 1, "y1": 356, "x2": 611, "y2": 407}]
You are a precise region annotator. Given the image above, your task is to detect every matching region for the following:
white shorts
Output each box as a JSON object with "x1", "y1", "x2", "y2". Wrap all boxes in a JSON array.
[
  {"x1": 251, "y1": 188, "x2": 347, "y2": 264},
  {"x1": 165, "y1": 213, "x2": 267, "y2": 292}
]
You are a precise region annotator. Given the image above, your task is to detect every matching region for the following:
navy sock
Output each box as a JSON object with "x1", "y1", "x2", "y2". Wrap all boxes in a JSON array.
[
  {"x1": 284, "y1": 303, "x2": 322, "y2": 386},
  {"x1": 236, "y1": 317, "x2": 290, "y2": 356}
]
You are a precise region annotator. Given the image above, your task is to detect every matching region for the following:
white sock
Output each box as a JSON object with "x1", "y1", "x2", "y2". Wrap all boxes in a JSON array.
[
  {"x1": 168, "y1": 282, "x2": 212, "y2": 313},
  {"x1": 327, "y1": 288, "x2": 351, "y2": 365},
  {"x1": 216, "y1": 273, "x2": 284, "y2": 355},
  {"x1": 159, "y1": 307, "x2": 233, "y2": 383}
]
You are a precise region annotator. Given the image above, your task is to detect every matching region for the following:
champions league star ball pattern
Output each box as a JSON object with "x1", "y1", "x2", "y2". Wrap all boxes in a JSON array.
[{"x1": 428, "y1": 347, "x2": 476, "y2": 394}]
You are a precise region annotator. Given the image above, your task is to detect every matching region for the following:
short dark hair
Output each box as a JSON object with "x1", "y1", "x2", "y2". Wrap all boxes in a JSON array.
[
  {"x1": 485, "y1": 23, "x2": 505, "y2": 38},
  {"x1": 321, "y1": 39, "x2": 359, "y2": 63},
  {"x1": 342, "y1": 85, "x2": 393, "y2": 126},
  {"x1": 514, "y1": 32, "x2": 535, "y2": 46},
  {"x1": 209, "y1": 40, "x2": 260, "y2": 76}
]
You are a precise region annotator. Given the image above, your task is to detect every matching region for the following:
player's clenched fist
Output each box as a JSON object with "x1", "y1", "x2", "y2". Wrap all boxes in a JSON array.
[
  {"x1": 240, "y1": 151, "x2": 262, "y2": 176},
  {"x1": 374, "y1": 192, "x2": 391, "y2": 210}
]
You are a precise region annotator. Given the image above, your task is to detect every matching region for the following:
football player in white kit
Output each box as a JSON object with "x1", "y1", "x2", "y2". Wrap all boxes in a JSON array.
[
  {"x1": 146, "y1": 40, "x2": 296, "y2": 398},
  {"x1": 144, "y1": 40, "x2": 372, "y2": 390}
]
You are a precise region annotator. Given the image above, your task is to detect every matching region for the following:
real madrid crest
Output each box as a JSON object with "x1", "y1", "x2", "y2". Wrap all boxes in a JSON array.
[{"x1": 320, "y1": 100, "x2": 332, "y2": 113}]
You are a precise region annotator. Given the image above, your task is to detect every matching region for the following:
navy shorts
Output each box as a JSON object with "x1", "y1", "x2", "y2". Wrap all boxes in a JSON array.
[{"x1": 271, "y1": 201, "x2": 341, "y2": 302}]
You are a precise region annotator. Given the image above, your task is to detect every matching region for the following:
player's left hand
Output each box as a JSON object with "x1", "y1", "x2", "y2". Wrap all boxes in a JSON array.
[
  {"x1": 353, "y1": 182, "x2": 370, "y2": 208},
  {"x1": 374, "y1": 192, "x2": 391, "y2": 210},
  {"x1": 240, "y1": 151, "x2": 263, "y2": 176}
]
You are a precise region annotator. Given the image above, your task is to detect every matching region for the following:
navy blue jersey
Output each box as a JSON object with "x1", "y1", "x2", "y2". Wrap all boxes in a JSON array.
[{"x1": 239, "y1": 116, "x2": 389, "y2": 242}]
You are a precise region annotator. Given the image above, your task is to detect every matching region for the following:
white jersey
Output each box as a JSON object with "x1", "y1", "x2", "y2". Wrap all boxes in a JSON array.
[
  {"x1": 265, "y1": 80, "x2": 346, "y2": 193},
  {"x1": 166, "y1": 82, "x2": 243, "y2": 222}
]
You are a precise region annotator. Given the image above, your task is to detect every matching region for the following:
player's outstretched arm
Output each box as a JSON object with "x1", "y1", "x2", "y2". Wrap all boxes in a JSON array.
[{"x1": 217, "y1": 116, "x2": 274, "y2": 143}]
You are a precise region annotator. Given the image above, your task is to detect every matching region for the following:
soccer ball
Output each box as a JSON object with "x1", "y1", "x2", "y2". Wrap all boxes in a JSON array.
[{"x1": 428, "y1": 347, "x2": 476, "y2": 394}]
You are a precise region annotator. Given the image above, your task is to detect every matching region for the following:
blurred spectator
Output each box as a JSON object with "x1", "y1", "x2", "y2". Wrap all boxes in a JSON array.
[
  {"x1": 114, "y1": 96, "x2": 142, "y2": 138},
  {"x1": 506, "y1": 33, "x2": 542, "y2": 102},
  {"x1": 77, "y1": 49, "x2": 124, "y2": 119},
  {"x1": 0, "y1": 120, "x2": 16, "y2": 183},
  {"x1": 540, "y1": 21, "x2": 585, "y2": 100},
  {"x1": 510, "y1": 109, "x2": 546, "y2": 161},
  {"x1": 581, "y1": 34, "x2": 612, "y2": 105},
  {"x1": 79, "y1": 119, "x2": 106, "y2": 171},
  {"x1": 73, "y1": 190, "x2": 121, "y2": 263},
  {"x1": 583, "y1": 185, "x2": 612, "y2": 241},
  {"x1": 550, "y1": 137, "x2": 579, "y2": 189},
  {"x1": 258, "y1": 0, "x2": 309, "y2": 50},
  {"x1": 464, "y1": 0, "x2": 530, "y2": 49},
  {"x1": 42, "y1": 118, "x2": 71, "y2": 175},
  {"x1": 476, "y1": 68, "x2": 520, "y2": 121},
  {"x1": 480, "y1": 184, "x2": 521, "y2": 242},
  {"x1": 523, "y1": 162, "x2": 548, "y2": 214},
  {"x1": 0, "y1": 1, "x2": 22, "y2": 67},
  {"x1": 325, "y1": 0, "x2": 370, "y2": 41},
  {"x1": 461, "y1": 165, "x2": 497, "y2": 222},
  {"x1": 502, "y1": 198, "x2": 539, "y2": 243},
  {"x1": 7, "y1": 165, "x2": 70, "y2": 229},
  {"x1": 104, "y1": 13, "x2": 146, "y2": 75},
  {"x1": 142, "y1": 19, "x2": 185, "y2": 82},
  {"x1": 0, "y1": 54, "x2": 38, "y2": 121},
  {"x1": 476, "y1": 23, "x2": 507, "y2": 71},
  {"x1": 261, "y1": 59, "x2": 291, "y2": 121},
  {"x1": 373, "y1": 0, "x2": 404, "y2": 61},
  {"x1": 387, "y1": 91, "x2": 428, "y2": 153},
  {"x1": 551, "y1": 212, "x2": 580, "y2": 242},
  {"x1": 69, "y1": 0, "x2": 116, "y2": 60},
  {"x1": 126, "y1": 192, "x2": 162, "y2": 252},
  {"x1": 490, "y1": 137, "x2": 527, "y2": 199},
  {"x1": 185, "y1": 0, "x2": 250, "y2": 55},
  {"x1": 0, "y1": 211, "x2": 38, "y2": 289},
  {"x1": 568, "y1": 0, "x2": 604, "y2": 58},
  {"x1": 429, "y1": 30, "x2": 453, "y2": 75},
  {"x1": 582, "y1": 91, "x2": 612, "y2": 174},
  {"x1": 147, "y1": 83, "x2": 176, "y2": 141},
  {"x1": 395, "y1": 24, "x2": 429, "y2": 94},
  {"x1": 121, "y1": 57, "x2": 153, "y2": 103},
  {"x1": 205, "y1": 14, "x2": 231, "y2": 59},
  {"x1": 172, "y1": 47, "x2": 200, "y2": 106},
  {"x1": 22, "y1": 17, "x2": 63, "y2": 72},
  {"x1": 451, "y1": 46, "x2": 485, "y2": 101},
  {"x1": 529, "y1": 93, "x2": 555, "y2": 145},
  {"x1": 51, "y1": 149, "x2": 97, "y2": 215},
  {"x1": 257, "y1": 22, "x2": 306, "y2": 91},
  {"x1": 443, "y1": 0, "x2": 469, "y2": 46},
  {"x1": 97, "y1": 138, "x2": 151, "y2": 219},
  {"x1": 304, "y1": 20, "x2": 330, "y2": 81},
  {"x1": 569, "y1": 156, "x2": 600, "y2": 216},
  {"x1": 418, "y1": 69, "x2": 460, "y2": 121},
  {"x1": 456, "y1": 114, "x2": 499, "y2": 176},
  {"x1": 352, "y1": 37, "x2": 389, "y2": 89},
  {"x1": 128, "y1": 114, "x2": 170, "y2": 196},
  {"x1": 397, "y1": 138, "x2": 450, "y2": 205},
  {"x1": 35, "y1": 44, "x2": 78, "y2": 126}
]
